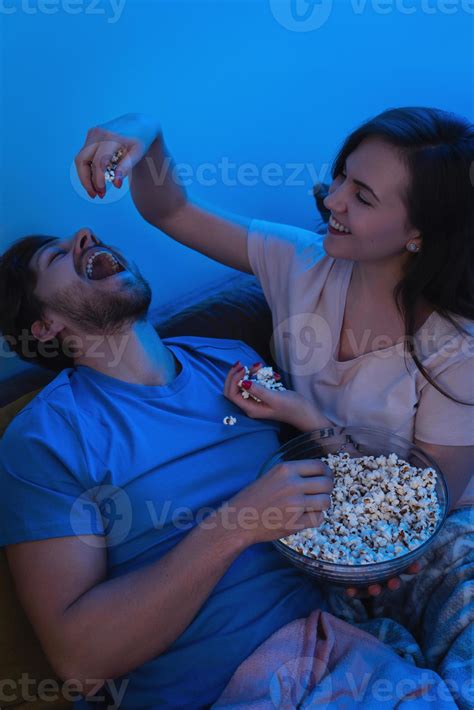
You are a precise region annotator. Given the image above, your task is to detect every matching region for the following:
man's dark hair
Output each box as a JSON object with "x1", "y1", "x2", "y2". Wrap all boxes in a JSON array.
[{"x1": 0, "y1": 235, "x2": 75, "y2": 372}]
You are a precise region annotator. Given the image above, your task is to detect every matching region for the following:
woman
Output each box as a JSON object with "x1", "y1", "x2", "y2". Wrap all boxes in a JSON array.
[{"x1": 75, "y1": 107, "x2": 474, "y2": 594}]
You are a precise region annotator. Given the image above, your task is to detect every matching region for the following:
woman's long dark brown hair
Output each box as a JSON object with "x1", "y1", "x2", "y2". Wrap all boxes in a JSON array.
[{"x1": 330, "y1": 107, "x2": 473, "y2": 405}]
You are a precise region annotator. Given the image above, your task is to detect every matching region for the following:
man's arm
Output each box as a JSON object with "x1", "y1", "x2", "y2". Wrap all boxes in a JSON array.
[
  {"x1": 129, "y1": 135, "x2": 253, "y2": 273},
  {"x1": 6, "y1": 511, "x2": 249, "y2": 698}
]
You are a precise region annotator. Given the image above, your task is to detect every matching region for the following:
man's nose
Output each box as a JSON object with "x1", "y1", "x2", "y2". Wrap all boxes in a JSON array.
[{"x1": 74, "y1": 227, "x2": 99, "y2": 252}]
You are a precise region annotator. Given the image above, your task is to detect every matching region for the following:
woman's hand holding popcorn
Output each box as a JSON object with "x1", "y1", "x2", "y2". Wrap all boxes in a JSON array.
[
  {"x1": 74, "y1": 113, "x2": 162, "y2": 198},
  {"x1": 223, "y1": 362, "x2": 329, "y2": 432}
]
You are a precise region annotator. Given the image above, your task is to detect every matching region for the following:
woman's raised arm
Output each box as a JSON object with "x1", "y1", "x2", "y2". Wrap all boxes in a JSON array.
[{"x1": 74, "y1": 113, "x2": 252, "y2": 273}]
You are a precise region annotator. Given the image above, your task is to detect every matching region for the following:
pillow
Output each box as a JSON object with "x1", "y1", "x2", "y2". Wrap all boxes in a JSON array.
[
  {"x1": 0, "y1": 388, "x2": 43, "y2": 438},
  {"x1": 158, "y1": 274, "x2": 274, "y2": 366},
  {"x1": 0, "y1": 548, "x2": 73, "y2": 709}
]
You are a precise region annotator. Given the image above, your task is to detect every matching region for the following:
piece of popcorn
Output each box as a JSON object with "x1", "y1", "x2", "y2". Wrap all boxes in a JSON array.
[
  {"x1": 104, "y1": 147, "x2": 126, "y2": 183},
  {"x1": 223, "y1": 415, "x2": 237, "y2": 426}
]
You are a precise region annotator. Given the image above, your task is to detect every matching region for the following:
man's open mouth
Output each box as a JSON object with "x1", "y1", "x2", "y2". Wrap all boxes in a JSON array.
[{"x1": 84, "y1": 248, "x2": 127, "y2": 281}]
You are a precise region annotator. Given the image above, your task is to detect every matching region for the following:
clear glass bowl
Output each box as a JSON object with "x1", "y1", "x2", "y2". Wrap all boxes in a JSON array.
[{"x1": 258, "y1": 426, "x2": 450, "y2": 587}]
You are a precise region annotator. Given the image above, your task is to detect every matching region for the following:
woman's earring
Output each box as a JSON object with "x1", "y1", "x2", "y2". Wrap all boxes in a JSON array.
[{"x1": 407, "y1": 242, "x2": 420, "y2": 253}]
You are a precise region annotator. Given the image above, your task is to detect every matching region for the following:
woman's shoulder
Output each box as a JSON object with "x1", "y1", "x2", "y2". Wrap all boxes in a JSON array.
[
  {"x1": 248, "y1": 218, "x2": 331, "y2": 267},
  {"x1": 417, "y1": 310, "x2": 474, "y2": 372}
]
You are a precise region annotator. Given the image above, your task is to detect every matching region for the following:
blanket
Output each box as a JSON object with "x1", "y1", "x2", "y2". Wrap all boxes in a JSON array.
[{"x1": 213, "y1": 506, "x2": 473, "y2": 709}]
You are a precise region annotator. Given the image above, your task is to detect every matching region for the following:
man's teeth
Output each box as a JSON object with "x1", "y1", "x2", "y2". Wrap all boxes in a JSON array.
[
  {"x1": 329, "y1": 216, "x2": 351, "y2": 233},
  {"x1": 85, "y1": 250, "x2": 122, "y2": 279}
]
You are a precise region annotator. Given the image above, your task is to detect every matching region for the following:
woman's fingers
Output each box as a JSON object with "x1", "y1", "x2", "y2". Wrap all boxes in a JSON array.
[
  {"x1": 386, "y1": 577, "x2": 401, "y2": 591},
  {"x1": 248, "y1": 361, "x2": 263, "y2": 377},
  {"x1": 223, "y1": 367, "x2": 273, "y2": 419},
  {"x1": 345, "y1": 574, "x2": 404, "y2": 599},
  {"x1": 224, "y1": 362, "x2": 247, "y2": 400},
  {"x1": 91, "y1": 140, "x2": 124, "y2": 197},
  {"x1": 74, "y1": 142, "x2": 100, "y2": 198},
  {"x1": 74, "y1": 128, "x2": 136, "y2": 197},
  {"x1": 115, "y1": 141, "x2": 143, "y2": 180}
]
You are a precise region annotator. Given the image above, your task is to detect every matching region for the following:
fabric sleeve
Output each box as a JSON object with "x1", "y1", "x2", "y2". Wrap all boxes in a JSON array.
[
  {"x1": 414, "y1": 356, "x2": 474, "y2": 445},
  {"x1": 247, "y1": 218, "x2": 326, "y2": 311},
  {"x1": 0, "y1": 402, "x2": 104, "y2": 546}
]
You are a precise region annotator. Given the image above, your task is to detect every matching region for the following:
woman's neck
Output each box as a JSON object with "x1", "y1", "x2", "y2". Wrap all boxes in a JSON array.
[{"x1": 350, "y1": 257, "x2": 434, "y2": 329}]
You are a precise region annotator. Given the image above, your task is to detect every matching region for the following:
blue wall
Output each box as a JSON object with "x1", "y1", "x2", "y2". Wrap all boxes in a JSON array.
[{"x1": 0, "y1": 0, "x2": 472, "y2": 312}]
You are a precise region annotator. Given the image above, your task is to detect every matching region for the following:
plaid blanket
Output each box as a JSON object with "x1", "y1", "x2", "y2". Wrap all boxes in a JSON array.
[
  {"x1": 213, "y1": 507, "x2": 473, "y2": 709},
  {"x1": 327, "y1": 506, "x2": 474, "y2": 709}
]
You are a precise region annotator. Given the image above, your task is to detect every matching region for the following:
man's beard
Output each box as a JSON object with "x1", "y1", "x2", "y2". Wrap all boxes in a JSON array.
[{"x1": 47, "y1": 268, "x2": 153, "y2": 337}]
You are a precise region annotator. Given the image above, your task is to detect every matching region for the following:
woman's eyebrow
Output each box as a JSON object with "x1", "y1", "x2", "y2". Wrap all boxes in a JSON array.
[{"x1": 344, "y1": 161, "x2": 381, "y2": 203}]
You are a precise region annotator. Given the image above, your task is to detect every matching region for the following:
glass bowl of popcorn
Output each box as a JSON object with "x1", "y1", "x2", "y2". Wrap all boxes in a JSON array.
[{"x1": 258, "y1": 426, "x2": 449, "y2": 587}]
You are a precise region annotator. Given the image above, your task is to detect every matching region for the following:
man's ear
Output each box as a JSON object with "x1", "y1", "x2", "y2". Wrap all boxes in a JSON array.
[{"x1": 31, "y1": 315, "x2": 65, "y2": 343}]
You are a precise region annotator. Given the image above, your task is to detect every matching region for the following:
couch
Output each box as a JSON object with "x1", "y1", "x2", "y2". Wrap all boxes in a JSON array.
[{"x1": 0, "y1": 194, "x2": 331, "y2": 709}]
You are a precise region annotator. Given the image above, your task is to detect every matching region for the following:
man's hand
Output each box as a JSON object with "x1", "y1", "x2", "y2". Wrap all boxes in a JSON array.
[
  {"x1": 74, "y1": 113, "x2": 162, "y2": 198},
  {"x1": 226, "y1": 458, "x2": 334, "y2": 546},
  {"x1": 223, "y1": 362, "x2": 331, "y2": 432}
]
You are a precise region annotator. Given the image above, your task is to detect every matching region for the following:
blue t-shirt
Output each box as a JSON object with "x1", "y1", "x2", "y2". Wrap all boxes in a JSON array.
[{"x1": 0, "y1": 336, "x2": 326, "y2": 709}]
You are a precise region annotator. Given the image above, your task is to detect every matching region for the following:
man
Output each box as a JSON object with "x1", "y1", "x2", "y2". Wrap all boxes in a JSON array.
[
  {"x1": 0, "y1": 112, "x2": 428, "y2": 709},
  {"x1": 0, "y1": 218, "x2": 332, "y2": 708}
]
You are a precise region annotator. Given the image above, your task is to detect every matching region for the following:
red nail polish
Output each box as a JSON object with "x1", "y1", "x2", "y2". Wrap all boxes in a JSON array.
[
  {"x1": 273, "y1": 372, "x2": 281, "y2": 380},
  {"x1": 242, "y1": 381, "x2": 252, "y2": 390},
  {"x1": 232, "y1": 361, "x2": 241, "y2": 368},
  {"x1": 237, "y1": 365, "x2": 245, "y2": 372},
  {"x1": 252, "y1": 362, "x2": 262, "y2": 368}
]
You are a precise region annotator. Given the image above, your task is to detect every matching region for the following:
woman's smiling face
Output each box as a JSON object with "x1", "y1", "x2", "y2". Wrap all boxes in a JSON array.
[{"x1": 322, "y1": 137, "x2": 422, "y2": 264}]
